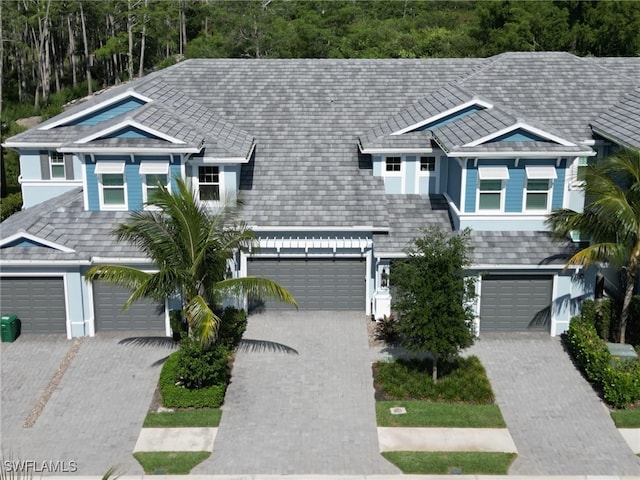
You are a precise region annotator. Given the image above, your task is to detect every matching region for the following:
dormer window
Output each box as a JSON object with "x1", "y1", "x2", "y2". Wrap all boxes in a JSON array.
[
  {"x1": 50, "y1": 152, "x2": 65, "y2": 179},
  {"x1": 385, "y1": 157, "x2": 401, "y2": 172},
  {"x1": 477, "y1": 166, "x2": 509, "y2": 212},
  {"x1": 95, "y1": 162, "x2": 127, "y2": 210},
  {"x1": 420, "y1": 156, "x2": 436, "y2": 172},
  {"x1": 198, "y1": 166, "x2": 220, "y2": 201},
  {"x1": 524, "y1": 165, "x2": 557, "y2": 212}
]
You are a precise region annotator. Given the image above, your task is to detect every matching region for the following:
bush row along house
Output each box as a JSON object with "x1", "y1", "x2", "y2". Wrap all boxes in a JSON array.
[{"x1": 2, "y1": 52, "x2": 640, "y2": 338}]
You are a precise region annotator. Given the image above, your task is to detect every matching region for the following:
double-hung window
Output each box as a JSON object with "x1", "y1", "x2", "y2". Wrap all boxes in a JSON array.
[
  {"x1": 420, "y1": 156, "x2": 436, "y2": 172},
  {"x1": 477, "y1": 166, "x2": 509, "y2": 211},
  {"x1": 50, "y1": 152, "x2": 65, "y2": 179},
  {"x1": 95, "y1": 162, "x2": 126, "y2": 209},
  {"x1": 198, "y1": 166, "x2": 220, "y2": 201},
  {"x1": 140, "y1": 161, "x2": 170, "y2": 205},
  {"x1": 385, "y1": 156, "x2": 401, "y2": 172},
  {"x1": 524, "y1": 165, "x2": 556, "y2": 212}
]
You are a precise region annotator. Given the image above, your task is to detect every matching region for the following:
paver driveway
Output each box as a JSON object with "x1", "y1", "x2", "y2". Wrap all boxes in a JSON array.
[
  {"x1": 1, "y1": 333, "x2": 175, "y2": 475},
  {"x1": 467, "y1": 333, "x2": 640, "y2": 476},
  {"x1": 193, "y1": 311, "x2": 399, "y2": 475}
]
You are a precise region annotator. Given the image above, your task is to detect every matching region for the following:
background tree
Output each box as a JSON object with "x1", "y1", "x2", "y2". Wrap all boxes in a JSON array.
[
  {"x1": 390, "y1": 226, "x2": 476, "y2": 382},
  {"x1": 547, "y1": 148, "x2": 640, "y2": 344},
  {"x1": 85, "y1": 179, "x2": 297, "y2": 345}
]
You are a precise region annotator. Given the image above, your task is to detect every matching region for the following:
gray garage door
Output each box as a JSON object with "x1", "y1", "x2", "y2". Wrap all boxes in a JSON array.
[
  {"x1": 0, "y1": 277, "x2": 66, "y2": 333},
  {"x1": 480, "y1": 275, "x2": 552, "y2": 332},
  {"x1": 93, "y1": 282, "x2": 165, "y2": 332},
  {"x1": 247, "y1": 258, "x2": 365, "y2": 311}
]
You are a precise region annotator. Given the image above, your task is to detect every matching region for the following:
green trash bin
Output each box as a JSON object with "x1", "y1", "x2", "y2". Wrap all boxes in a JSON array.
[{"x1": 1, "y1": 314, "x2": 20, "y2": 342}]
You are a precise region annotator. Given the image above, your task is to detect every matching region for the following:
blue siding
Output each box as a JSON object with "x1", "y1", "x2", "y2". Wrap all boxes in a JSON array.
[
  {"x1": 552, "y1": 159, "x2": 566, "y2": 209},
  {"x1": 486, "y1": 129, "x2": 552, "y2": 143},
  {"x1": 406, "y1": 156, "x2": 417, "y2": 194},
  {"x1": 1, "y1": 238, "x2": 53, "y2": 249},
  {"x1": 413, "y1": 105, "x2": 484, "y2": 132},
  {"x1": 86, "y1": 162, "x2": 99, "y2": 211},
  {"x1": 505, "y1": 165, "x2": 524, "y2": 212},
  {"x1": 68, "y1": 97, "x2": 146, "y2": 126},
  {"x1": 105, "y1": 126, "x2": 161, "y2": 139},
  {"x1": 429, "y1": 176, "x2": 437, "y2": 193},
  {"x1": 126, "y1": 163, "x2": 143, "y2": 210},
  {"x1": 373, "y1": 156, "x2": 382, "y2": 176},
  {"x1": 385, "y1": 177, "x2": 402, "y2": 194},
  {"x1": 134, "y1": 154, "x2": 171, "y2": 163},
  {"x1": 170, "y1": 163, "x2": 181, "y2": 191},
  {"x1": 446, "y1": 159, "x2": 462, "y2": 210},
  {"x1": 19, "y1": 150, "x2": 42, "y2": 180},
  {"x1": 418, "y1": 177, "x2": 430, "y2": 194},
  {"x1": 465, "y1": 160, "x2": 477, "y2": 213}
]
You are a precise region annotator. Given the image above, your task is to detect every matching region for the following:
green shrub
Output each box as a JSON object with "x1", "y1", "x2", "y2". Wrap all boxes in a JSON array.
[
  {"x1": 565, "y1": 316, "x2": 611, "y2": 383},
  {"x1": 0, "y1": 192, "x2": 22, "y2": 221},
  {"x1": 580, "y1": 299, "x2": 614, "y2": 341},
  {"x1": 602, "y1": 360, "x2": 640, "y2": 409},
  {"x1": 374, "y1": 355, "x2": 495, "y2": 404},
  {"x1": 565, "y1": 316, "x2": 640, "y2": 408},
  {"x1": 374, "y1": 314, "x2": 401, "y2": 344},
  {"x1": 217, "y1": 307, "x2": 247, "y2": 349},
  {"x1": 159, "y1": 351, "x2": 226, "y2": 408},
  {"x1": 176, "y1": 337, "x2": 230, "y2": 389}
]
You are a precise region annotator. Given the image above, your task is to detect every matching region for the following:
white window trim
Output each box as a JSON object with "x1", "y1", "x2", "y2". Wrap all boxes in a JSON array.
[
  {"x1": 476, "y1": 178, "x2": 506, "y2": 212},
  {"x1": 417, "y1": 156, "x2": 437, "y2": 175},
  {"x1": 384, "y1": 156, "x2": 403, "y2": 176},
  {"x1": 523, "y1": 178, "x2": 553, "y2": 213},
  {"x1": 195, "y1": 165, "x2": 222, "y2": 204},
  {"x1": 142, "y1": 173, "x2": 170, "y2": 209},
  {"x1": 98, "y1": 173, "x2": 128, "y2": 211},
  {"x1": 50, "y1": 151, "x2": 66, "y2": 179}
]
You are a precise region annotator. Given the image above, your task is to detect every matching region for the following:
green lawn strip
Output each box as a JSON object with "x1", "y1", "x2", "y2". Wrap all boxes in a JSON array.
[
  {"x1": 382, "y1": 451, "x2": 516, "y2": 474},
  {"x1": 377, "y1": 400, "x2": 505, "y2": 427},
  {"x1": 611, "y1": 409, "x2": 640, "y2": 428},
  {"x1": 133, "y1": 452, "x2": 210, "y2": 474},
  {"x1": 143, "y1": 408, "x2": 221, "y2": 427}
]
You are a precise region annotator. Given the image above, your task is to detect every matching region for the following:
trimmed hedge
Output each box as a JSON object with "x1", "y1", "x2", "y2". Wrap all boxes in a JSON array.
[
  {"x1": 565, "y1": 316, "x2": 640, "y2": 408},
  {"x1": 159, "y1": 351, "x2": 225, "y2": 408}
]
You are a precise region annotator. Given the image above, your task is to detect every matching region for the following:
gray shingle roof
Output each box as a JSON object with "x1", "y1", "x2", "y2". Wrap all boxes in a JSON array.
[
  {"x1": 470, "y1": 231, "x2": 577, "y2": 267},
  {"x1": 591, "y1": 87, "x2": 640, "y2": 150},
  {"x1": 2, "y1": 54, "x2": 638, "y2": 264}
]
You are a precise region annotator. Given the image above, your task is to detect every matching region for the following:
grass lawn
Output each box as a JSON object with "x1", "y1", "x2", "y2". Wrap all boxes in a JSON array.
[
  {"x1": 143, "y1": 408, "x2": 221, "y2": 427},
  {"x1": 611, "y1": 408, "x2": 640, "y2": 428},
  {"x1": 133, "y1": 452, "x2": 210, "y2": 474},
  {"x1": 382, "y1": 451, "x2": 515, "y2": 474},
  {"x1": 377, "y1": 400, "x2": 505, "y2": 427},
  {"x1": 374, "y1": 355, "x2": 495, "y2": 403}
]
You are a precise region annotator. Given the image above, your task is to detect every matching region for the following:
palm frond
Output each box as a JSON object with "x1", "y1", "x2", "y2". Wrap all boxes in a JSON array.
[
  {"x1": 214, "y1": 276, "x2": 298, "y2": 309},
  {"x1": 85, "y1": 265, "x2": 152, "y2": 290},
  {"x1": 185, "y1": 295, "x2": 221, "y2": 345}
]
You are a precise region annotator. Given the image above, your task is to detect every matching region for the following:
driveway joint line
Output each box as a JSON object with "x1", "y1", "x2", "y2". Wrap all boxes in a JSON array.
[{"x1": 23, "y1": 337, "x2": 84, "y2": 428}]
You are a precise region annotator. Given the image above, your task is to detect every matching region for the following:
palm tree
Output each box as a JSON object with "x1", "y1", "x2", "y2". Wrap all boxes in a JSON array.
[
  {"x1": 85, "y1": 178, "x2": 297, "y2": 345},
  {"x1": 546, "y1": 148, "x2": 640, "y2": 344}
]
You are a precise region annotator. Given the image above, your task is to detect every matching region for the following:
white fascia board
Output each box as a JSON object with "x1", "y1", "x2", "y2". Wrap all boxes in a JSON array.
[
  {"x1": 74, "y1": 120, "x2": 186, "y2": 145},
  {"x1": 0, "y1": 231, "x2": 76, "y2": 253},
  {"x1": 470, "y1": 264, "x2": 564, "y2": 270},
  {"x1": 358, "y1": 147, "x2": 433, "y2": 155},
  {"x1": 0, "y1": 260, "x2": 91, "y2": 266},
  {"x1": 190, "y1": 156, "x2": 251, "y2": 164},
  {"x1": 2, "y1": 142, "x2": 63, "y2": 149},
  {"x1": 391, "y1": 99, "x2": 494, "y2": 136},
  {"x1": 447, "y1": 150, "x2": 595, "y2": 158},
  {"x1": 90, "y1": 257, "x2": 153, "y2": 264},
  {"x1": 375, "y1": 252, "x2": 408, "y2": 259},
  {"x1": 40, "y1": 90, "x2": 153, "y2": 131},
  {"x1": 464, "y1": 122, "x2": 577, "y2": 148},
  {"x1": 251, "y1": 225, "x2": 378, "y2": 232},
  {"x1": 60, "y1": 146, "x2": 201, "y2": 154}
]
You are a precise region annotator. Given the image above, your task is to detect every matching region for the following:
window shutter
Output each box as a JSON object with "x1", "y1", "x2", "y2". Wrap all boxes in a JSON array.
[
  {"x1": 40, "y1": 151, "x2": 50, "y2": 180},
  {"x1": 64, "y1": 154, "x2": 74, "y2": 180}
]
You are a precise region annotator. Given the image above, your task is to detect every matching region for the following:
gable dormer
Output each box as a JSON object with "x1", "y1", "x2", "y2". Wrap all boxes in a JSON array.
[
  {"x1": 0, "y1": 232, "x2": 74, "y2": 253},
  {"x1": 40, "y1": 91, "x2": 151, "y2": 130}
]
